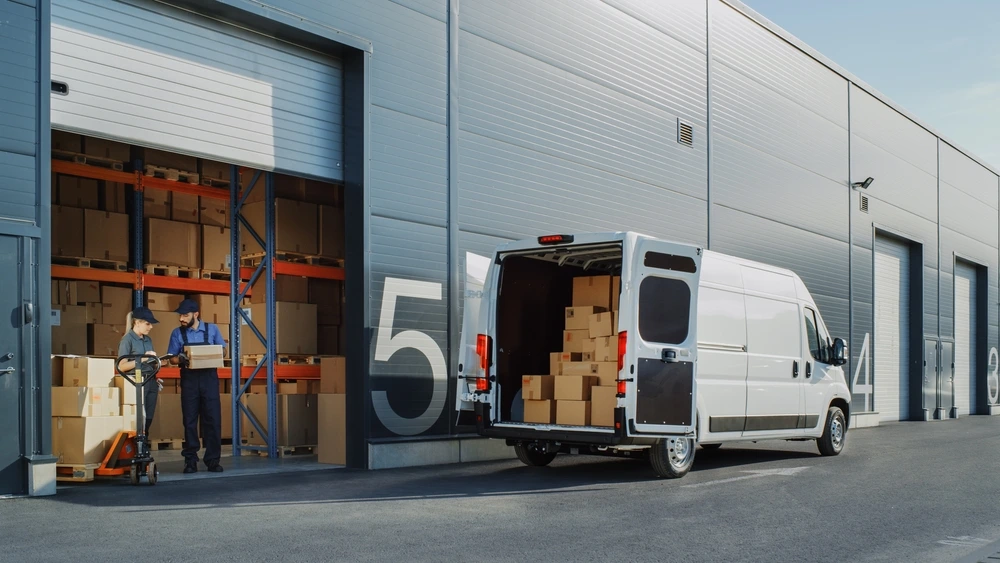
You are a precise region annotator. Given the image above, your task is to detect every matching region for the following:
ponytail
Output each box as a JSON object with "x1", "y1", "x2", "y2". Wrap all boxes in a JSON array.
[{"x1": 126, "y1": 311, "x2": 134, "y2": 329}]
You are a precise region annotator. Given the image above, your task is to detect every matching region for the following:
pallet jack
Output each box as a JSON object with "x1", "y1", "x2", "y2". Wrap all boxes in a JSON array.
[{"x1": 97, "y1": 353, "x2": 173, "y2": 485}]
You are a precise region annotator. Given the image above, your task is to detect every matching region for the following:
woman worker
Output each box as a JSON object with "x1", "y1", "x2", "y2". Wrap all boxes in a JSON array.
[{"x1": 116, "y1": 306, "x2": 163, "y2": 436}]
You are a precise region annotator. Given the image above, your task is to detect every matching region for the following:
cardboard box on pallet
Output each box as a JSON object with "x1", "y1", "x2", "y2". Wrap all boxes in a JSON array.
[
  {"x1": 549, "y1": 352, "x2": 581, "y2": 376},
  {"x1": 52, "y1": 205, "x2": 84, "y2": 257},
  {"x1": 556, "y1": 401, "x2": 591, "y2": 426},
  {"x1": 146, "y1": 292, "x2": 184, "y2": 312},
  {"x1": 62, "y1": 357, "x2": 116, "y2": 388},
  {"x1": 524, "y1": 400, "x2": 557, "y2": 424},
  {"x1": 52, "y1": 325, "x2": 88, "y2": 356},
  {"x1": 144, "y1": 149, "x2": 197, "y2": 173},
  {"x1": 309, "y1": 279, "x2": 342, "y2": 325},
  {"x1": 573, "y1": 276, "x2": 611, "y2": 309},
  {"x1": 52, "y1": 416, "x2": 125, "y2": 465},
  {"x1": 89, "y1": 325, "x2": 127, "y2": 357},
  {"x1": 52, "y1": 130, "x2": 82, "y2": 153},
  {"x1": 101, "y1": 286, "x2": 133, "y2": 328},
  {"x1": 57, "y1": 176, "x2": 100, "y2": 209},
  {"x1": 200, "y1": 160, "x2": 231, "y2": 184},
  {"x1": 77, "y1": 281, "x2": 101, "y2": 303},
  {"x1": 246, "y1": 394, "x2": 318, "y2": 447},
  {"x1": 251, "y1": 274, "x2": 308, "y2": 304},
  {"x1": 240, "y1": 199, "x2": 318, "y2": 256},
  {"x1": 566, "y1": 306, "x2": 605, "y2": 331},
  {"x1": 146, "y1": 218, "x2": 201, "y2": 268},
  {"x1": 149, "y1": 394, "x2": 184, "y2": 440},
  {"x1": 318, "y1": 393, "x2": 346, "y2": 465},
  {"x1": 84, "y1": 137, "x2": 130, "y2": 162},
  {"x1": 143, "y1": 188, "x2": 171, "y2": 220},
  {"x1": 240, "y1": 302, "x2": 318, "y2": 355},
  {"x1": 522, "y1": 376, "x2": 555, "y2": 401},
  {"x1": 102, "y1": 182, "x2": 128, "y2": 214},
  {"x1": 195, "y1": 294, "x2": 230, "y2": 324},
  {"x1": 84, "y1": 209, "x2": 129, "y2": 262},
  {"x1": 318, "y1": 205, "x2": 345, "y2": 259},
  {"x1": 51, "y1": 387, "x2": 121, "y2": 417},
  {"x1": 113, "y1": 376, "x2": 138, "y2": 406},
  {"x1": 172, "y1": 192, "x2": 200, "y2": 224},
  {"x1": 320, "y1": 356, "x2": 345, "y2": 394},
  {"x1": 318, "y1": 325, "x2": 340, "y2": 355},
  {"x1": 52, "y1": 280, "x2": 79, "y2": 306},
  {"x1": 199, "y1": 197, "x2": 229, "y2": 228},
  {"x1": 554, "y1": 375, "x2": 597, "y2": 401},
  {"x1": 201, "y1": 226, "x2": 230, "y2": 272},
  {"x1": 590, "y1": 386, "x2": 617, "y2": 428}
]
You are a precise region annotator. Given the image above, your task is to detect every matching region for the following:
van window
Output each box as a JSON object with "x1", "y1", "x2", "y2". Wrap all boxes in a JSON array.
[
  {"x1": 804, "y1": 307, "x2": 828, "y2": 363},
  {"x1": 638, "y1": 276, "x2": 691, "y2": 344}
]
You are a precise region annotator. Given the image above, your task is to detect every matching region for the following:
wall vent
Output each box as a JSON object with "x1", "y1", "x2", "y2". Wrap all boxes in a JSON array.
[
  {"x1": 860, "y1": 195, "x2": 869, "y2": 213},
  {"x1": 677, "y1": 119, "x2": 694, "y2": 147}
]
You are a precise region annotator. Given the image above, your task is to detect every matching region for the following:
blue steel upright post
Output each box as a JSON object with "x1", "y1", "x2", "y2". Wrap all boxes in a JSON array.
[
  {"x1": 229, "y1": 165, "x2": 242, "y2": 456},
  {"x1": 265, "y1": 171, "x2": 278, "y2": 459},
  {"x1": 131, "y1": 159, "x2": 143, "y2": 309}
]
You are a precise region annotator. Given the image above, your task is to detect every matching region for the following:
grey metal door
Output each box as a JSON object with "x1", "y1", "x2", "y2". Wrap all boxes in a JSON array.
[
  {"x1": 923, "y1": 339, "x2": 937, "y2": 421},
  {"x1": 874, "y1": 236, "x2": 911, "y2": 421},
  {"x1": 0, "y1": 235, "x2": 24, "y2": 496},
  {"x1": 941, "y1": 341, "x2": 955, "y2": 418}
]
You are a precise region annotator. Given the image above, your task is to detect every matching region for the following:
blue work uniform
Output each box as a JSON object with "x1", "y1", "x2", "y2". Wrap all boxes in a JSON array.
[
  {"x1": 168, "y1": 321, "x2": 227, "y2": 466},
  {"x1": 117, "y1": 330, "x2": 158, "y2": 435}
]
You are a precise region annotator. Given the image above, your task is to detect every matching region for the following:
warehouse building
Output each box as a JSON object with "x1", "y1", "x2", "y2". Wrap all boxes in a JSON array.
[{"x1": 2, "y1": 0, "x2": 999, "y2": 496}]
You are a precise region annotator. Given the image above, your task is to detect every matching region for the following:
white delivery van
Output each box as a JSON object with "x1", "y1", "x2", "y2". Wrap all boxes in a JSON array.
[{"x1": 457, "y1": 232, "x2": 851, "y2": 478}]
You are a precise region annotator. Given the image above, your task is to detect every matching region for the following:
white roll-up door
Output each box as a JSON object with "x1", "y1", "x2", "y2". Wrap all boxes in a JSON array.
[
  {"x1": 51, "y1": 0, "x2": 343, "y2": 181},
  {"x1": 874, "y1": 236, "x2": 911, "y2": 421},
  {"x1": 955, "y1": 262, "x2": 977, "y2": 416}
]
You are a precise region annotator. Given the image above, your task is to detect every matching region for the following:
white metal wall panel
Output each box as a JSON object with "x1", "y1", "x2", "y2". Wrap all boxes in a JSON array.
[
  {"x1": 51, "y1": 0, "x2": 343, "y2": 181},
  {"x1": 875, "y1": 236, "x2": 911, "y2": 421},
  {"x1": 954, "y1": 262, "x2": 977, "y2": 416}
]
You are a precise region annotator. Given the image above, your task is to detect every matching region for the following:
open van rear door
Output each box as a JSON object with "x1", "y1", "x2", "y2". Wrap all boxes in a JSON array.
[
  {"x1": 627, "y1": 239, "x2": 702, "y2": 436},
  {"x1": 455, "y1": 252, "x2": 493, "y2": 414}
]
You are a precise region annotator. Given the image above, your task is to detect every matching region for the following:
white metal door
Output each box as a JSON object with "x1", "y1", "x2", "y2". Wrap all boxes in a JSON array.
[
  {"x1": 51, "y1": 0, "x2": 343, "y2": 181},
  {"x1": 954, "y1": 262, "x2": 977, "y2": 416},
  {"x1": 874, "y1": 236, "x2": 910, "y2": 421}
]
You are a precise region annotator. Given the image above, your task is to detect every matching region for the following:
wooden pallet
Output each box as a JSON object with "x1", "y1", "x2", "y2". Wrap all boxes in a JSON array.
[
  {"x1": 56, "y1": 463, "x2": 101, "y2": 483},
  {"x1": 144, "y1": 264, "x2": 201, "y2": 279},
  {"x1": 200, "y1": 177, "x2": 230, "y2": 189},
  {"x1": 52, "y1": 255, "x2": 129, "y2": 272},
  {"x1": 200, "y1": 269, "x2": 232, "y2": 281},
  {"x1": 52, "y1": 150, "x2": 125, "y2": 171},
  {"x1": 243, "y1": 354, "x2": 322, "y2": 366},
  {"x1": 152, "y1": 438, "x2": 184, "y2": 451},
  {"x1": 241, "y1": 252, "x2": 344, "y2": 268},
  {"x1": 250, "y1": 445, "x2": 316, "y2": 458},
  {"x1": 144, "y1": 164, "x2": 200, "y2": 184}
]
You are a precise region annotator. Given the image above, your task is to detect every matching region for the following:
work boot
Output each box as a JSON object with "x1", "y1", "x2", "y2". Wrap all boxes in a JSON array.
[
  {"x1": 183, "y1": 462, "x2": 198, "y2": 474},
  {"x1": 206, "y1": 462, "x2": 224, "y2": 473}
]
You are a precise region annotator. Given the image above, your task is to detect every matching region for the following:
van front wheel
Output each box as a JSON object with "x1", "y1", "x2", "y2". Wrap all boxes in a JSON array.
[
  {"x1": 817, "y1": 406, "x2": 847, "y2": 456},
  {"x1": 514, "y1": 443, "x2": 557, "y2": 467},
  {"x1": 650, "y1": 437, "x2": 695, "y2": 478}
]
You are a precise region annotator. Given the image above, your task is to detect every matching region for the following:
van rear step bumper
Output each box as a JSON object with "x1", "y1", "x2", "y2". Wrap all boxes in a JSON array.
[{"x1": 476, "y1": 404, "x2": 628, "y2": 446}]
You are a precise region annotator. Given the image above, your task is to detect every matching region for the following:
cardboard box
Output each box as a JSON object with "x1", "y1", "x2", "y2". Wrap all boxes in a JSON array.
[
  {"x1": 143, "y1": 187, "x2": 171, "y2": 220},
  {"x1": 524, "y1": 400, "x2": 557, "y2": 424},
  {"x1": 612, "y1": 276, "x2": 621, "y2": 312},
  {"x1": 58, "y1": 176, "x2": 100, "y2": 209},
  {"x1": 320, "y1": 356, "x2": 345, "y2": 394},
  {"x1": 77, "y1": 281, "x2": 101, "y2": 303},
  {"x1": 246, "y1": 394, "x2": 318, "y2": 447},
  {"x1": 52, "y1": 130, "x2": 82, "y2": 153},
  {"x1": 62, "y1": 357, "x2": 115, "y2": 387},
  {"x1": 85, "y1": 303, "x2": 103, "y2": 324},
  {"x1": 51, "y1": 387, "x2": 121, "y2": 417},
  {"x1": 148, "y1": 322, "x2": 172, "y2": 359},
  {"x1": 149, "y1": 394, "x2": 183, "y2": 440},
  {"x1": 113, "y1": 375, "x2": 139, "y2": 406},
  {"x1": 563, "y1": 330, "x2": 589, "y2": 353},
  {"x1": 101, "y1": 286, "x2": 133, "y2": 328},
  {"x1": 84, "y1": 209, "x2": 129, "y2": 262},
  {"x1": 319, "y1": 205, "x2": 345, "y2": 259},
  {"x1": 251, "y1": 274, "x2": 309, "y2": 304},
  {"x1": 90, "y1": 324, "x2": 127, "y2": 357},
  {"x1": 566, "y1": 306, "x2": 606, "y2": 331},
  {"x1": 241, "y1": 199, "x2": 318, "y2": 256},
  {"x1": 549, "y1": 352, "x2": 581, "y2": 376},
  {"x1": 309, "y1": 279, "x2": 342, "y2": 325},
  {"x1": 144, "y1": 148, "x2": 197, "y2": 172},
  {"x1": 123, "y1": 404, "x2": 139, "y2": 432},
  {"x1": 556, "y1": 400, "x2": 591, "y2": 426},
  {"x1": 172, "y1": 192, "x2": 200, "y2": 224},
  {"x1": 201, "y1": 226, "x2": 230, "y2": 271},
  {"x1": 199, "y1": 197, "x2": 229, "y2": 228},
  {"x1": 593, "y1": 336, "x2": 615, "y2": 363},
  {"x1": 52, "y1": 205, "x2": 84, "y2": 257},
  {"x1": 200, "y1": 160, "x2": 231, "y2": 184},
  {"x1": 55, "y1": 305, "x2": 88, "y2": 326},
  {"x1": 296, "y1": 380, "x2": 320, "y2": 394},
  {"x1": 562, "y1": 362, "x2": 618, "y2": 386},
  {"x1": 53, "y1": 281, "x2": 79, "y2": 306},
  {"x1": 318, "y1": 325, "x2": 340, "y2": 355},
  {"x1": 318, "y1": 393, "x2": 346, "y2": 465},
  {"x1": 589, "y1": 312, "x2": 616, "y2": 338},
  {"x1": 573, "y1": 276, "x2": 611, "y2": 309},
  {"x1": 591, "y1": 386, "x2": 617, "y2": 428},
  {"x1": 52, "y1": 325, "x2": 88, "y2": 355},
  {"x1": 51, "y1": 416, "x2": 125, "y2": 464},
  {"x1": 522, "y1": 375, "x2": 555, "y2": 400},
  {"x1": 554, "y1": 375, "x2": 597, "y2": 401},
  {"x1": 102, "y1": 182, "x2": 129, "y2": 214},
  {"x1": 241, "y1": 302, "x2": 318, "y2": 355},
  {"x1": 277, "y1": 382, "x2": 299, "y2": 394},
  {"x1": 146, "y1": 292, "x2": 184, "y2": 312},
  {"x1": 220, "y1": 393, "x2": 233, "y2": 440},
  {"x1": 84, "y1": 137, "x2": 130, "y2": 162},
  {"x1": 184, "y1": 344, "x2": 225, "y2": 369},
  {"x1": 158, "y1": 380, "x2": 179, "y2": 394},
  {"x1": 145, "y1": 218, "x2": 201, "y2": 268},
  {"x1": 582, "y1": 337, "x2": 597, "y2": 356},
  {"x1": 216, "y1": 324, "x2": 231, "y2": 358},
  {"x1": 195, "y1": 294, "x2": 230, "y2": 324},
  {"x1": 51, "y1": 355, "x2": 66, "y2": 386}
]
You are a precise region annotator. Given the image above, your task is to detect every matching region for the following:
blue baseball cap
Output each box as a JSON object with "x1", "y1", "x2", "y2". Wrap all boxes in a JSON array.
[
  {"x1": 174, "y1": 299, "x2": 199, "y2": 315},
  {"x1": 132, "y1": 307, "x2": 159, "y2": 324}
]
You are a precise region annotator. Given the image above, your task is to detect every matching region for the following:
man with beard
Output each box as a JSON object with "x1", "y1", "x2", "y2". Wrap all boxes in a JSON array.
[{"x1": 167, "y1": 298, "x2": 228, "y2": 473}]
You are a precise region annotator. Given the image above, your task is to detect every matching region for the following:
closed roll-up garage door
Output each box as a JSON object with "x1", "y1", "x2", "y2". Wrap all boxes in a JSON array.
[
  {"x1": 954, "y1": 261, "x2": 977, "y2": 416},
  {"x1": 51, "y1": 0, "x2": 343, "y2": 181},
  {"x1": 874, "y1": 236, "x2": 911, "y2": 422}
]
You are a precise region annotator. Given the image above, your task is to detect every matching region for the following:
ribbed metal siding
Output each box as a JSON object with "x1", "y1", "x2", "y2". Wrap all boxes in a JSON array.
[
  {"x1": 874, "y1": 236, "x2": 910, "y2": 422},
  {"x1": 51, "y1": 0, "x2": 344, "y2": 180},
  {"x1": 0, "y1": 0, "x2": 37, "y2": 158},
  {"x1": 954, "y1": 261, "x2": 977, "y2": 416}
]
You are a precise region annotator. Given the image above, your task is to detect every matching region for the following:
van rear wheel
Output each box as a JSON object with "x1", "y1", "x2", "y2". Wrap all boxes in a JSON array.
[
  {"x1": 817, "y1": 406, "x2": 847, "y2": 456},
  {"x1": 514, "y1": 443, "x2": 557, "y2": 467},
  {"x1": 650, "y1": 437, "x2": 695, "y2": 478}
]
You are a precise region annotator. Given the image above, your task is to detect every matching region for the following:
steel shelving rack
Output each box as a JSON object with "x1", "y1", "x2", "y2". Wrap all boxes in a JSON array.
[{"x1": 50, "y1": 158, "x2": 344, "y2": 458}]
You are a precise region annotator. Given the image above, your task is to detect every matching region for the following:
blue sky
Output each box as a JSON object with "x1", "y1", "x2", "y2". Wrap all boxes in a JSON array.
[{"x1": 744, "y1": 0, "x2": 1000, "y2": 171}]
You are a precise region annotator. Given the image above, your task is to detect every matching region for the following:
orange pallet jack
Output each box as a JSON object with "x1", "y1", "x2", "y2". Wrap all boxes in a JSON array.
[{"x1": 96, "y1": 354, "x2": 172, "y2": 485}]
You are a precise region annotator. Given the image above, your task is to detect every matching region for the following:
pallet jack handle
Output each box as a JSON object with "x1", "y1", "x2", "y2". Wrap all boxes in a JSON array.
[{"x1": 114, "y1": 354, "x2": 173, "y2": 386}]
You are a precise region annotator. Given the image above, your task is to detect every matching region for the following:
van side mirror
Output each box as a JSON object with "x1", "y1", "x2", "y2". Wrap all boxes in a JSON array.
[{"x1": 831, "y1": 338, "x2": 847, "y2": 366}]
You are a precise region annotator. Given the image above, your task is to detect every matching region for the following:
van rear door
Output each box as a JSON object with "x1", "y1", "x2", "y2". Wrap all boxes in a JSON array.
[{"x1": 626, "y1": 239, "x2": 702, "y2": 436}]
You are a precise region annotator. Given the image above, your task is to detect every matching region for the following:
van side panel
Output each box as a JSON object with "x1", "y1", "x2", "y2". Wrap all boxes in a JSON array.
[
  {"x1": 697, "y1": 286, "x2": 749, "y2": 435},
  {"x1": 744, "y1": 296, "x2": 804, "y2": 433}
]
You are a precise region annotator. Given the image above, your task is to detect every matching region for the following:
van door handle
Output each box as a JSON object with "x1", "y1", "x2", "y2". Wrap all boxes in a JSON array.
[
  {"x1": 661, "y1": 348, "x2": 679, "y2": 363},
  {"x1": 792, "y1": 361, "x2": 799, "y2": 378},
  {"x1": 806, "y1": 363, "x2": 812, "y2": 378}
]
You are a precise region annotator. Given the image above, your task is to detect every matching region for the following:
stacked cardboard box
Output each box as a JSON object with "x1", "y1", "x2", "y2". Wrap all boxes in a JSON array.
[
  {"x1": 51, "y1": 357, "x2": 126, "y2": 465},
  {"x1": 52, "y1": 282, "x2": 134, "y2": 357},
  {"x1": 522, "y1": 275, "x2": 621, "y2": 427},
  {"x1": 317, "y1": 356, "x2": 346, "y2": 464}
]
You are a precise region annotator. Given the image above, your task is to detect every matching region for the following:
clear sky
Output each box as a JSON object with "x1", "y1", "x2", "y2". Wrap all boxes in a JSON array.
[{"x1": 743, "y1": 0, "x2": 1000, "y2": 172}]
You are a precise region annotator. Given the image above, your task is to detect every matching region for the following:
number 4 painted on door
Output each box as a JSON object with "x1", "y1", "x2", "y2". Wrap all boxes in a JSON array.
[{"x1": 852, "y1": 333, "x2": 872, "y2": 410}]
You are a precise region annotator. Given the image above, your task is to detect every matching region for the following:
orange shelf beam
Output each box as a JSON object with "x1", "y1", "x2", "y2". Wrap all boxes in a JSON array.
[
  {"x1": 141, "y1": 273, "x2": 246, "y2": 295},
  {"x1": 240, "y1": 262, "x2": 345, "y2": 281},
  {"x1": 157, "y1": 365, "x2": 319, "y2": 380},
  {"x1": 141, "y1": 175, "x2": 230, "y2": 200},
  {"x1": 51, "y1": 160, "x2": 136, "y2": 184},
  {"x1": 51, "y1": 265, "x2": 137, "y2": 286}
]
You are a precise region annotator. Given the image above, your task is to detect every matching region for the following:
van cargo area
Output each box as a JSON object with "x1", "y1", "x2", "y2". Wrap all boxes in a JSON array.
[{"x1": 495, "y1": 243, "x2": 622, "y2": 431}]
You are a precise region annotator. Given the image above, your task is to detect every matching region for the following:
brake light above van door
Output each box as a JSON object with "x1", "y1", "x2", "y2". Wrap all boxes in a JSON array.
[{"x1": 475, "y1": 334, "x2": 492, "y2": 391}]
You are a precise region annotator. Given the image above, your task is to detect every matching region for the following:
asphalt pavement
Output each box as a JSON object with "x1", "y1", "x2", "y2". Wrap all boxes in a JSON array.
[{"x1": 4, "y1": 416, "x2": 1000, "y2": 563}]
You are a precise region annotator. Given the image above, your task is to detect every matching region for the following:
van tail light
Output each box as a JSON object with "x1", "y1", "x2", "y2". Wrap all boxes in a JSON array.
[
  {"x1": 617, "y1": 331, "x2": 628, "y2": 372},
  {"x1": 475, "y1": 334, "x2": 492, "y2": 391},
  {"x1": 617, "y1": 379, "x2": 627, "y2": 397}
]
